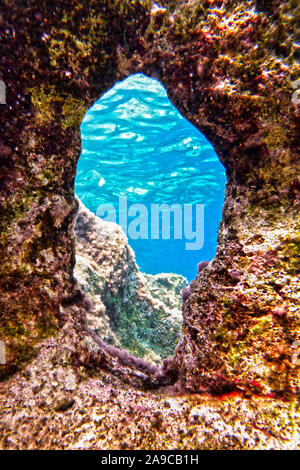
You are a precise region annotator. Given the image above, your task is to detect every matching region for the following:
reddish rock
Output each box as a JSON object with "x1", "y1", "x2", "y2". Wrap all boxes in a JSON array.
[{"x1": 0, "y1": 0, "x2": 299, "y2": 421}]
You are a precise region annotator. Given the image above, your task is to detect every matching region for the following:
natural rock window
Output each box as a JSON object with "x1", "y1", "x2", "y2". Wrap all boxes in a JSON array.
[
  {"x1": 74, "y1": 74, "x2": 226, "y2": 364},
  {"x1": 1, "y1": 0, "x2": 299, "y2": 450}
]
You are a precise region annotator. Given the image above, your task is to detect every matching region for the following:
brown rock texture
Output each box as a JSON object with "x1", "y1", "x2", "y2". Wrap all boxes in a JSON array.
[
  {"x1": 0, "y1": 341, "x2": 299, "y2": 449},
  {"x1": 0, "y1": 0, "x2": 299, "y2": 449}
]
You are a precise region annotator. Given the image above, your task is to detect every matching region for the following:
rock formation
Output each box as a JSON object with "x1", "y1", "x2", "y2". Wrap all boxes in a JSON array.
[
  {"x1": 74, "y1": 200, "x2": 186, "y2": 363},
  {"x1": 0, "y1": 0, "x2": 299, "y2": 449}
]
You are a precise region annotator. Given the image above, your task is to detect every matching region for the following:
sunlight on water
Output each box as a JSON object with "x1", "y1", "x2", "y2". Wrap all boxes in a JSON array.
[{"x1": 75, "y1": 74, "x2": 226, "y2": 280}]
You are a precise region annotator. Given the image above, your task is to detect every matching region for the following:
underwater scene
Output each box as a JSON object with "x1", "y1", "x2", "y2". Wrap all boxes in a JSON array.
[
  {"x1": 0, "y1": 0, "x2": 299, "y2": 453},
  {"x1": 75, "y1": 73, "x2": 226, "y2": 281},
  {"x1": 74, "y1": 73, "x2": 226, "y2": 365}
]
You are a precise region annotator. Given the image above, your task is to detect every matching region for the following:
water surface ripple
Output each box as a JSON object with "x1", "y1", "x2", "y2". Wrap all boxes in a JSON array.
[{"x1": 75, "y1": 74, "x2": 226, "y2": 280}]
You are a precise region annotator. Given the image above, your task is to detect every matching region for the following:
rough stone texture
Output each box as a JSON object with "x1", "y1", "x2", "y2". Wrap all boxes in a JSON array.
[
  {"x1": 74, "y1": 200, "x2": 186, "y2": 364},
  {"x1": 0, "y1": 0, "x2": 299, "y2": 449},
  {"x1": 0, "y1": 342, "x2": 299, "y2": 450}
]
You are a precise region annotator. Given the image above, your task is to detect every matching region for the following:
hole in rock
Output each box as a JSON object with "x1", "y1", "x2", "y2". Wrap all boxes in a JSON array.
[{"x1": 74, "y1": 73, "x2": 226, "y2": 365}]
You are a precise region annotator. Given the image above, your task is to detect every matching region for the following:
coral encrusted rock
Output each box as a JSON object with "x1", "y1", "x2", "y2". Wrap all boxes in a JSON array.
[{"x1": 0, "y1": 0, "x2": 299, "y2": 451}]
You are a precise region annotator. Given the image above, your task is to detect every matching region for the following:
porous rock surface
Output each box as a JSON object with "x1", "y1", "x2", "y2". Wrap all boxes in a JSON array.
[
  {"x1": 0, "y1": 0, "x2": 299, "y2": 449},
  {"x1": 0, "y1": 340, "x2": 299, "y2": 449}
]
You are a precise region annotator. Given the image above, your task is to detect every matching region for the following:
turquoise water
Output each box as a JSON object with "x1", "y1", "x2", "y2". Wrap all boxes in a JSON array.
[{"x1": 75, "y1": 74, "x2": 226, "y2": 281}]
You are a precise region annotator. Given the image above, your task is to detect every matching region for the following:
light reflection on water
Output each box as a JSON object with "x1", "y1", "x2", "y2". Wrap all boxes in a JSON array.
[{"x1": 75, "y1": 74, "x2": 226, "y2": 281}]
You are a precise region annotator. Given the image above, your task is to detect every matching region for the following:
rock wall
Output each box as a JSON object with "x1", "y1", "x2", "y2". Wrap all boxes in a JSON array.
[
  {"x1": 0, "y1": 0, "x2": 299, "y2": 399},
  {"x1": 74, "y1": 200, "x2": 187, "y2": 364}
]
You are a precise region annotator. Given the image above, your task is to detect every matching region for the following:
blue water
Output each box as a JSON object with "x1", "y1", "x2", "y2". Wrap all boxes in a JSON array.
[{"x1": 75, "y1": 74, "x2": 226, "y2": 281}]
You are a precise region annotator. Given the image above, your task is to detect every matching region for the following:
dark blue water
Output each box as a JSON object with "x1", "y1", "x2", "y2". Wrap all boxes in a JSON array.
[{"x1": 75, "y1": 74, "x2": 226, "y2": 281}]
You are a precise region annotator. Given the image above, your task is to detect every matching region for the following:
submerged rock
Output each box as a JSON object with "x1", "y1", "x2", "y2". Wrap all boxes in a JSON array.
[
  {"x1": 74, "y1": 200, "x2": 187, "y2": 364},
  {"x1": 0, "y1": 0, "x2": 299, "y2": 451}
]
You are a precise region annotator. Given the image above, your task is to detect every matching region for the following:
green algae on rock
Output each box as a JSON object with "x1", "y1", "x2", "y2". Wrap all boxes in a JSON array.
[
  {"x1": 0, "y1": 0, "x2": 299, "y2": 432},
  {"x1": 74, "y1": 201, "x2": 187, "y2": 364}
]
